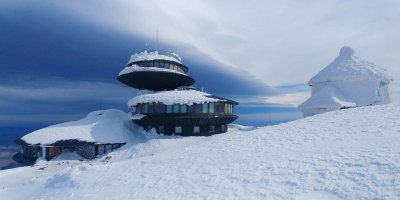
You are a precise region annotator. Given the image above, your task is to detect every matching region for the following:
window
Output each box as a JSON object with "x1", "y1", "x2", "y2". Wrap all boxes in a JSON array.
[
  {"x1": 210, "y1": 125, "x2": 215, "y2": 133},
  {"x1": 98, "y1": 145, "x2": 105, "y2": 155},
  {"x1": 148, "y1": 103, "x2": 154, "y2": 113},
  {"x1": 144, "y1": 103, "x2": 148, "y2": 113},
  {"x1": 154, "y1": 61, "x2": 159, "y2": 67},
  {"x1": 175, "y1": 126, "x2": 182, "y2": 134},
  {"x1": 105, "y1": 145, "x2": 112, "y2": 153},
  {"x1": 189, "y1": 104, "x2": 202, "y2": 113},
  {"x1": 180, "y1": 104, "x2": 187, "y2": 113},
  {"x1": 193, "y1": 126, "x2": 200, "y2": 133},
  {"x1": 157, "y1": 126, "x2": 164, "y2": 134},
  {"x1": 166, "y1": 105, "x2": 173, "y2": 113},
  {"x1": 173, "y1": 104, "x2": 180, "y2": 113},
  {"x1": 157, "y1": 103, "x2": 165, "y2": 113},
  {"x1": 112, "y1": 144, "x2": 120, "y2": 150},
  {"x1": 165, "y1": 63, "x2": 170, "y2": 69},
  {"x1": 159, "y1": 62, "x2": 164, "y2": 68},
  {"x1": 209, "y1": 102, "x2": 215, "y2": 113},
  {"x1": 202, "y1": 103, "x2": 208, "y2": 113}
]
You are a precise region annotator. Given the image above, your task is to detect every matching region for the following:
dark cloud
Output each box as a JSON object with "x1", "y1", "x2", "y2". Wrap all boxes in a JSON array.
[{"x1": 0, "y1": 3, "x2": 277, "y2": 132}]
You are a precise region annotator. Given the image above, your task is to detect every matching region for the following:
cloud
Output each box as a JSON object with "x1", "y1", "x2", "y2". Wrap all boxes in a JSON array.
[
  {"x1": 30, "y1": 0, "x2": 400, "y2": 87},
  {"x1": 0, "y1": 81, "x2": 132, "y2": 103},
  {"x1": 0, "y1": 78, "x2": 134, "y2": 126}
]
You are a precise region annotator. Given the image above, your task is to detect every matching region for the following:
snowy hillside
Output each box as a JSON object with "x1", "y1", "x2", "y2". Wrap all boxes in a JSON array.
[{"x1": 1, "y1": 104, "x2": 399, "y2": 199}]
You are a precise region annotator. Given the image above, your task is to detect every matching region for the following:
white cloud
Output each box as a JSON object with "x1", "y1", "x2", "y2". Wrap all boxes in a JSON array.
[
  {"x1": 265, "y1": 92, "x2": 310, "y2": 106},
  {"x1": 41, "y1": 0, "x2": 400, "y2": 87},
  {"x1": 5, "y1": 0, "x2": 400, "y2": 104}
]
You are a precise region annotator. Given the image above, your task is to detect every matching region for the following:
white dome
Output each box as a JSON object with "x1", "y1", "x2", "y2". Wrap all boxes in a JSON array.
[{"x1": 309, "y1": 46, "x2": 392, "y2": 86}]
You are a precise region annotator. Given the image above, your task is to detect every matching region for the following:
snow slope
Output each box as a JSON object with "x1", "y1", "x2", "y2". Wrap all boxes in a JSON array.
[{"x1": 1, "y1": 104, "x2": 399, "y2": 199}]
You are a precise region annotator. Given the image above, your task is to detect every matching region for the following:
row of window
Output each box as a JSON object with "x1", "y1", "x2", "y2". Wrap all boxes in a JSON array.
[
  {"x1": 134, "y1": 102, "x2": 234, "y2": 114},
  {"x1": 155, "y1": 125, "x2": 226, "y2": 134},
  {"x1": 131, "y1": 61, "x2": 187, "y2": 74}
]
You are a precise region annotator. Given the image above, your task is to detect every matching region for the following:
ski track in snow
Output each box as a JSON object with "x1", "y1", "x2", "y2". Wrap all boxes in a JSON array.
[{"x1": 0, "y1": 104, "x2": 399, "y2": 200}]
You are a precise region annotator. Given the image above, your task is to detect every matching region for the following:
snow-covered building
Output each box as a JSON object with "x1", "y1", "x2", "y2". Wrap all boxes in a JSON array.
[
  {"x1": 299, "y1": 46, "x2": 392, "y2": 117},
  {"x1": 118, "y1": 50, "x2": 239, "y2": 136},
  {"x1": 13, "y1": 110, "x2": 131, "y2": 165},
  {"x1": 13, "y1": 50, "x2": 238, "y2": 165}
]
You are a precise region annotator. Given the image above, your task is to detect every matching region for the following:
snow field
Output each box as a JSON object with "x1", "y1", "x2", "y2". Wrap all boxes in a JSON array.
[{"x1": 0, "y1": 104, "x2": 399, "y2": 199}]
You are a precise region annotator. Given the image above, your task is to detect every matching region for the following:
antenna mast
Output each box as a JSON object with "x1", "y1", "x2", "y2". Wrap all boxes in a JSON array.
[{"x1": 156, "y1": 29, "x2": 159, "y2": 50}]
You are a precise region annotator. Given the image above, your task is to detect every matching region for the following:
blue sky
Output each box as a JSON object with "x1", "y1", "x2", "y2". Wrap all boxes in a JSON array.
[{"x1": 1, "y1": 0, "x2": 399, "y2": 143}]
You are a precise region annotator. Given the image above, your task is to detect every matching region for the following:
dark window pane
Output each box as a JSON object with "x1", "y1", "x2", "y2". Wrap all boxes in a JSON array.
[
  {"x1": 202, "y1": 103, "x2": 208, "y2": 113},
  {"x1": 166, "y1": 105, "x2": 172, "y2": 113},
  {"x1": 180, "y1": 105, "x2": 187, "y2": 113},
  {"x1": 173, "y1": 104, "x2": 180, "y2": 113},
  {"x1": 209, "y1": 102, "x2": 215, "y2": 113}
]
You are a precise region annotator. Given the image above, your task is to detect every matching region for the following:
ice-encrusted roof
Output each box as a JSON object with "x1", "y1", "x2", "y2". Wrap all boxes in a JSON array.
[
  {"x1": 22, "y1": 109, "x2": 132, "y2": 145},
  {"x1": 119, "y1": 65, "x2": 187, "y2": 76},
  {"x1": 128, "y1": 50, "x2": 182, "y2": 64},
  {"x1": 299, "y1": 86, "x2": 356, "y2": 109},
  {"x1": 309, "y1": 46, "x2": 393, "y2": 86},
  {"x1": 128, "y1": 89, "x2": 224, "y2": 106}
]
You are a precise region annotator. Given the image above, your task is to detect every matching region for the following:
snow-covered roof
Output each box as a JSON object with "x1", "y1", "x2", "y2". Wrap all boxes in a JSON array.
[
  {"x1": 128, "y1": 89, "x2": 225, "y2": 106},
  {"x1": 22, "y1": 109, "x2": 133, "y2": 145},
  {"x1": 119, "y1": 65, "x2": 187, "y2": 76},
  {"x1": 309, "y1": 46, "x2": 393, "y2": 86},
  {"x1": 128, "y1": 50, "x2": 182, "y2": 64},
  {"x1": 298, "y1": 86, "x2": 356, "y2": 109}
]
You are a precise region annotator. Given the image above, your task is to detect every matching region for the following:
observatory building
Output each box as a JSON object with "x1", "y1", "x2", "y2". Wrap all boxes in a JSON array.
[{"x1": 118, "y1": 50, "x2": 239, "y2": 136}]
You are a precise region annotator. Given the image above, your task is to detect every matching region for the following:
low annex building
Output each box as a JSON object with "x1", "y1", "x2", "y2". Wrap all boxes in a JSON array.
[{"x1": 13, "y1": 110, "x2": 132, "y2": 165}]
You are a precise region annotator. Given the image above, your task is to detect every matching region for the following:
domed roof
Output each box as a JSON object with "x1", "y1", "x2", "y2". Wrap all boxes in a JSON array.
[
  {"x1": 309, "y1": 46, "x2": 392, "y2": 86},
  {"x1": 21, "y1": 109, "x2": 133, "y2": 145}
]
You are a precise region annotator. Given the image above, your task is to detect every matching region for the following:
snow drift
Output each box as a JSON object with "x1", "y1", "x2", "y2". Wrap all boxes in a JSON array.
[{"x1": 22, "y1": 109, "x2": 143, "y2": 145}]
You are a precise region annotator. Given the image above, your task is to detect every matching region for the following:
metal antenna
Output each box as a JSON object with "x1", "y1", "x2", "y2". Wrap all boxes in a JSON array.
[{"x1": 156, "y1": 29, "x2": 159, "y2": 50}]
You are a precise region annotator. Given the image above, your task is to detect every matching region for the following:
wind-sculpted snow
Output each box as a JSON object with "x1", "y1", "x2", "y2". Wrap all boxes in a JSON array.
[
  {"x1": 21, "y1": 109, "x2": 146, "y2": 145},
  {"x1": 1, "y1": 104, "x2": 399, "y2": 199}
]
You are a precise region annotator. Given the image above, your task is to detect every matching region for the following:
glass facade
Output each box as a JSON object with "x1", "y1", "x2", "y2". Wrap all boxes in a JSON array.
[
  {"x1": 132, "y1": 60, "x2": 187, "y2": 74},
  {"x1": 135, "y1": 102, "x2": 235, "y2": 114}
]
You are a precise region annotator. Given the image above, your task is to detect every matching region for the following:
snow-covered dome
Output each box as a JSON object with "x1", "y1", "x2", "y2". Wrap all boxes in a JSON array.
[
  {"x1": 299, "y1": 46, "x2": 393, "y2": 117},
  {"x1": 128, "y1": 50, "x2": 182, "y2": 64},
  {"x1": 22, "y1": 109, "x2": 133, "y2": 145},
  {"x1": 309, "y1": 46, "x2": 393, "y2": 86}
]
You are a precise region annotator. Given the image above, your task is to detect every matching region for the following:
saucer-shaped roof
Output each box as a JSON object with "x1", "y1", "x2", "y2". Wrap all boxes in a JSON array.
[
  {"x1": 128, "y1": 50, "x2": 182, "y2": 65},
  {"x1": 128, "y1": 88, "x2": 237, "y2": 107}
]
